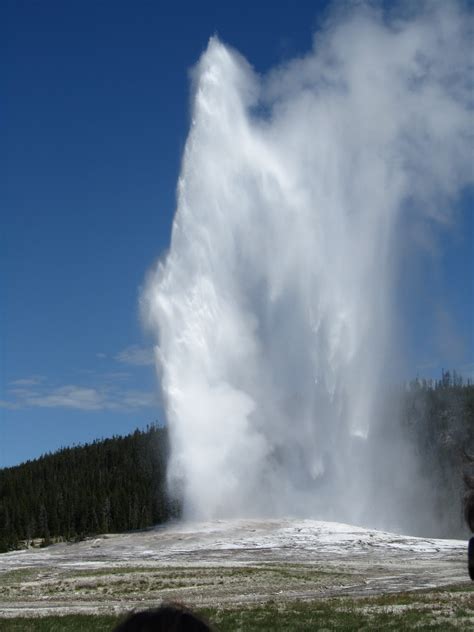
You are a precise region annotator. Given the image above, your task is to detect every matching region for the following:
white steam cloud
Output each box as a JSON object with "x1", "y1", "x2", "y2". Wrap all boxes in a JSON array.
[{"x1": 143, "y1": 3, "x2": 473, "y2": 528}]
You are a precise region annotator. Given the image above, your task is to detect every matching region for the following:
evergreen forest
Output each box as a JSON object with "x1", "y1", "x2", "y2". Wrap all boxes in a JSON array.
[
  {"x1": 0, "y1": 425, "x2": 178, "y2": 553},
  {"x1": 402, "y1": 370, "x2": 474, "y2": 537}
]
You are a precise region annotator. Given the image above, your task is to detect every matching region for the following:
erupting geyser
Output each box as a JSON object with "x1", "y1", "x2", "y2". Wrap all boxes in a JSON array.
[{"x1": 143, "y1": 3, "x2": 473, "y2": 528}]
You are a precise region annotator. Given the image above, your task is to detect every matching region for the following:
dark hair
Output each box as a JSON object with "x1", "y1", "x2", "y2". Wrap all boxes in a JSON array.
[
  {"x1": 465, "y1": 490, "x2": 474, "y2": 533},
  {"x1": 463, "y1": 452, "x2": 474, "y2": 532},
  {"x1": 113, "y1": 604, "x2": 213, "y2": 632},
  {"x1": 462, "y1": 450, "x2": 474, "y2": 581}
]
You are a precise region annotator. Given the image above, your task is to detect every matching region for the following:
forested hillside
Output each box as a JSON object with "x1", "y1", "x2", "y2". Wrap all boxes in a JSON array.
[
  {"x1": 402, "y1": 371, "x2": 474, "y2": 537},
  {"x1": 0, "y1": 425, "x2": 178, "y2": 553}
]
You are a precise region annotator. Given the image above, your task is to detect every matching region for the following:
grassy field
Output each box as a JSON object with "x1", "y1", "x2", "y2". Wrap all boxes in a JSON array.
[{"x1": 1, "y1": 587, "x2": 473, "y2": 631}]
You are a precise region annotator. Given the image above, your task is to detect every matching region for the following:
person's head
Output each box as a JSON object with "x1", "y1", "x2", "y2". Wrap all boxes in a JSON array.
[
  {"x1": 463, "y1": 451, "x2": 474, "y2": 581},
  {"x1": 465, "y1": 491, "x2": 474, "y2": 533},
  {"x1": 462, "y1": 451, "x2": 474, "y2": 532},
  {"x1": 113, "y1": 604, "x2": 213, "y2": 632}
]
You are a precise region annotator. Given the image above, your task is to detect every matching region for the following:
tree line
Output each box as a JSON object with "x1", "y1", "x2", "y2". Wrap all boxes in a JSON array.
[
  {"x1": 402, "y1": 370, "x2": 474, "y2": 537},
  {"x1": 0, "y1": 425, "x2": 179, "y2": 552}
]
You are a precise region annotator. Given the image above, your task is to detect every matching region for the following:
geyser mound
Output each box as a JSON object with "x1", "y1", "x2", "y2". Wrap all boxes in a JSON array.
[{"x1": 143, "y1": 3, "x2": 473, "y2": 528}]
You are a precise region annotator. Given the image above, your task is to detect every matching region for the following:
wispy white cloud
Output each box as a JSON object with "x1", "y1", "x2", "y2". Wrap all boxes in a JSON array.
[
  {"x1": 101, "y1": 371, "x2": 133, "y2": 381},
  {"x1": 120, "y1": 390, "x2": 157, "y2": 409},
  {"x1": 3, "y1": 348, "x2": 159, "y2": 412},
  {"x1": 8, "y1": 387, "x2": 37, "y2": 396},
  {"x1": 0, "y1": 399, "x2": 20, "y2": 410},
  {"x1": 26, "y1": 386, "x2": 106, "y2": 411},
  {"x1": 4, "y1": 381, "x2": 157, "y2": 412},
  {"x1": 9, "y1": 376, "x2": 45, "y2": 387},
  {"x1": 115, "y1": 344, "x2": 155, "y2": 366}
]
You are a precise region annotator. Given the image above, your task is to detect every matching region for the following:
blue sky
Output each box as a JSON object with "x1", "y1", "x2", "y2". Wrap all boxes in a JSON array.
[{"x1": 2, "y1": 0, "x2": 473, "y2": 467}]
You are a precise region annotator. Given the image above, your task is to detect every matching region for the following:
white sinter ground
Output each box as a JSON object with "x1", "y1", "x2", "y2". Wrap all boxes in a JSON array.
[{"x1": 0, "y1": 519, "x2": 469, "y2": 617}]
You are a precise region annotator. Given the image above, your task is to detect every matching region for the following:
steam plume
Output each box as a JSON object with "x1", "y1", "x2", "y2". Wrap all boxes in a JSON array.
[{"x1": 143, "y1": 2, "x2": 473, "y2": 527}]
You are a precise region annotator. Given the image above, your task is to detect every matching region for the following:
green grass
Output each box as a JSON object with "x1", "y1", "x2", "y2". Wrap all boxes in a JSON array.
[
  {"x1": 0, "y1": 568, "x2": 38, "y2": 584},
  {"x1": 200, "y1": 598, "x2": 473, "y2": 631},
  {"x1": 1, "y1": 591, "x2": 473, "y2": 631},
  {"x1": 0, "y1": 615, "x2": 119, "y2": 631},
  {"x1": 0, "y1": 563, "x2": 355, "y2": 604}
]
